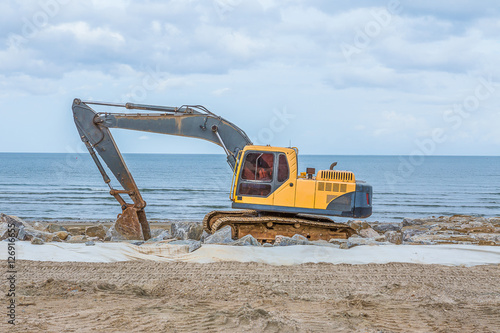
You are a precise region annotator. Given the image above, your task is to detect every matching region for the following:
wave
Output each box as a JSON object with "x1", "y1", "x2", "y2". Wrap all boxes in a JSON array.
[{"x1": 140, "y1": 188, "x2": 227, "y2": 193}]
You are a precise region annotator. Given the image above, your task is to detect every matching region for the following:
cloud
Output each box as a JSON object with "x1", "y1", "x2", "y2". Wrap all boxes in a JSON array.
[
  {"x1": 212, "y1": 87, "x2": 230, "y2": 96},
  {"x1": 0, "y1": 0, "x2": 499, "y2": 155}
]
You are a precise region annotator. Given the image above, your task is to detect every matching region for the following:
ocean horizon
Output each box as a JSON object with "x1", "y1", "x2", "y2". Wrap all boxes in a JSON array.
[{"x1": 1, "y1": 153, "x2": 499, "y2": 223}]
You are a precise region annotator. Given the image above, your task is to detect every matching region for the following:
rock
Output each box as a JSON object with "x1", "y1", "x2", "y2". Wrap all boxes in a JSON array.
[
  {"x1": 187, "y1": 223, "x2": 204, "y2": 240},
  {"x1": 400, "y1": 218, "x2": 427, "y2": 228},
  {"x1": 171, "y1": 223, "x2": 187, "y2": 240},
  {"x1": 263, "y1": 243, "x2": 273, "y2": 247},
  {"x1": 489, "y1": 217, "x2": 500, "y2": 227},
  {"x1": 67, "y1": 227, "x2": 85, "y2": 236},
  {"x1": 144, "y1": 230, "x2": 173, "y2": 243},
  {"x1": 85, "y1": 225, "x2": 107, "y2": 239},
  {"x1": 458, "y1": 221, "x2": 495, "y2": 234},
  {"x1": 450, "y1": 215, "x2": 488, "y2": 223},
  {"x1": 371, "y1": 223, "x2": 400, "y2": 233},
  {"x1": 46, "y1": 224, "x2": 67, "y2": 233},
  {"x1": 292, "y1": 234, "x2": 309, "y2": 242},
  {"x1": 200, "y1": 230, "x2": 211, "y2": 243},
  {"x1": 329, "y1": 238, "x2": 348, "y2": 246},
  {"x1": 402, "y1": 226, "x2": 430, "y2": 242},
  {"x1": 310, "y1": 239, "x2": 338, "y2": 247},
  {"x1": 23, "y1": 228, "x2": 54, "y2": 242},
  {"x1": 17, "y1": 226, "x2": 27, "y2": 240},
  {"x1": 339, "y1": 242, "x2": 351, "y2": 249},
  {"x1": 155, "y1": 230, "x2": 172, "y2": 240},
  {"x1": 204, "y1": 226, "x2": 233, "y2": 244},
  {"x1": 31, "y1": 237, "x2": 44, "y2": 245},
  {"x1": 231, "y1": 234, "x2": 261, "y2": 246},
  {"x1": 470, "y1": 233, "x2": 500, "y2": 244},
  {"x1": 385, "y1": 231, "x2": 403, "y2": 245},
  {"x1": 0, "y1": 214, "x2": 26, "y2": 240},
  {"x1": 171, "y1": 222, "x2": 204, "y2": 240},
  {"x1": 347, "y1": 220, "x2": 371, "y2": 232},
  {"x1": 31, "y1": 222, "x2": 47, "y2": 231},
  {"x1": 150, "y1": 228, "x2": 167, "y2": 238},
  {"x1": 358, "y1": 227, "x2": 380, "y2": 239},
  {"x1": 105, "y1": 225, "x2": 123, "y2": 241},
  {"x1": 274, "y1": 234, "x2": 310, "y2": 246},
  {"x1": 0, "y1": 223, "x2": 8, "y2": 240},
  {"x1": 67, "y1": 235, "x2": 87, "y2": 243},
  {"x1": 85, "y1": 241, "x2": 96, "y2": 246},
  {"x1": 407, "y1": 233, "x2": 500, "y2": 246},
  {"x1": 403, "y1": 234, "x2": 444, "y2": 245},
  {"x1": 169, "y1": 240, "x2": 202, "y2": 252},
  {"x1": 347, "y1": 235, "x2": 388, "y2": 247},
  {"x1": 0, "y1": 214, "x2": 25, "y2": 228},
  {"x1": 56, "y1": 231, "x2": 69, "y2": 241}
]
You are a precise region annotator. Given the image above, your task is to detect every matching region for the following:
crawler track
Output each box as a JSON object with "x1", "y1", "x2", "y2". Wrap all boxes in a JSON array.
[{"x1": 203, "y1": 210, "x2": 355, "y2": 242}]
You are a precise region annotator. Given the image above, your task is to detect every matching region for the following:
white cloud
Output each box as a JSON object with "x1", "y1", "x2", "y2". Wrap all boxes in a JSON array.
[
  {"x1": 212, "y1": 87, "x2": 230, "y2": 96},
  {"x1": 45, "y1": 21, "x2": 125, "y2": 46},
  {"x1": 0, "y1": 0, "x2": 499, "y2": 155}
]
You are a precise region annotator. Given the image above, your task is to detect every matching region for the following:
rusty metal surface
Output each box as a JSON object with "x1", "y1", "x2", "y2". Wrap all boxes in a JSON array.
[
  {"x1": 204, "y1": 211, "x2": 355, "y2": 243},
  {"x1": 114, "y1": 207, "x2": 144, "y2": 240},
  {"x1": 136, "y1": 209, "x2": 150, "y2": 240},
  {"x1": 236, "y1": 222, "x2": 350, "y2": 242},
  {"x1": 203, "y1": 210, "x2": 258, "y2": 233}
]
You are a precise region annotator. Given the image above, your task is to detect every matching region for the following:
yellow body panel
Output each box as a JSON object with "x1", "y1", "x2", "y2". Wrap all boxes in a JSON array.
[
  {"x1": 294, "y1": 179, "x2": 316, "y2": 208},
  {"x1": 314, "y1": 181, "x2": 356, "y2": 209},
  {"x1": 237, "y1": 194, "x2": 275, "y2": 206},
  {"x1": 273, "y1": 149, "x2": 297, "y2": 207},
  {"x1": 273, "y1": 182, "x2": 295, "y2": 206},
  {"x1": 232, "y1": 145, "x2": 357, "y2": 211}
]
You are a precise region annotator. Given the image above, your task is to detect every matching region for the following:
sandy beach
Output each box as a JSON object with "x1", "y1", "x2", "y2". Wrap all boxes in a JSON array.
[
  {"x1": 2, "y1": 260, "x2": 499, "y2": 332},
  {"x1": 2, "y1": 215, "x2": 500, "y2": 332}
]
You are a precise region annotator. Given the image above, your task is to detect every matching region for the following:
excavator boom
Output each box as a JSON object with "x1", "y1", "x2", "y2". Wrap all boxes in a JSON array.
[{"x1": 72, "y1": 99, "x2": 252, "y2": 240}]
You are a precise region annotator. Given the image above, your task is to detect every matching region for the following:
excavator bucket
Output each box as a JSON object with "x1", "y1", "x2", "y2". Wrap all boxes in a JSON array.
[{"x1": 115, "y1": 207, "x2": 151, "y2": 240}]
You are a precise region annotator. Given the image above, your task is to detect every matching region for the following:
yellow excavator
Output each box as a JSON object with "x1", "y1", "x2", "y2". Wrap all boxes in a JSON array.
[{"x1": 72, "y1": 99, "x2": 372, "y2": 242}]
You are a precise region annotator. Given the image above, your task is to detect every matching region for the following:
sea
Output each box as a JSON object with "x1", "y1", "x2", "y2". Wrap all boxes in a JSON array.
[{"x1": 0, "y1": 153, "x2": 498, "y2": 223}]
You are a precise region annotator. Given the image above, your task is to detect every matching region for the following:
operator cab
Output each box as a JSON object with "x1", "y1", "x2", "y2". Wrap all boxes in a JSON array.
[
  {"x1": 231, "y1": 145, "x2": 372, "y2": 218},
  {"x1": 238, "y1": 151, "x2": 290, "y2": 197}
]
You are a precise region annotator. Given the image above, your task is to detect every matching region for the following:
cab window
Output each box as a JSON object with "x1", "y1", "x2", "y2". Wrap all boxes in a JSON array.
[
  {"x1": 241, "y1": 153, "x2": 274, "y2": 181},
  {"x1": 239, "y1": 152, "x2": 274, "y2": 196},
  {"x1": 277, "y1": 154, "x2": 289, "y2": 182}
]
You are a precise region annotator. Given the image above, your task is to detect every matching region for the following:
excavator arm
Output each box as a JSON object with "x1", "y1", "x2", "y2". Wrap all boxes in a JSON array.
[{"x1": 72, "y1": 98, "x2": 252, "y2": 240}]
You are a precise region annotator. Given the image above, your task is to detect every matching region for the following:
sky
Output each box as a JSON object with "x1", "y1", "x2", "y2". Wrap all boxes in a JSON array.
[{"x1": 0, "y1": 0, "x2": 499, "y2": 155}]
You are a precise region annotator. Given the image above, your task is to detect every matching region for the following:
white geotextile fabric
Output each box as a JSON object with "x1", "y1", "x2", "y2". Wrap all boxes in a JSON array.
[{"x1": 1, "y1": 242, "x2": 500, "y2": 266}]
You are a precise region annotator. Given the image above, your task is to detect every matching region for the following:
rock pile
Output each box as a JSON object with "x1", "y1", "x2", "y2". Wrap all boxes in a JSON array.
[
  {"x1": 0, "y1": 214, "x2": 112, "y2": 245},
  {"x1": 2, "y1": 214, "x2": 499, "y2": 252},
  {"x1": 399, "y1": 215, "x2": 500, "y2": 245}
]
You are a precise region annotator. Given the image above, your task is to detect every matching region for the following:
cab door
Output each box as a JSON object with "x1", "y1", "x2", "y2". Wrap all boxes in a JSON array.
[
  {"x1": 235, "y1": 151, "x2": 276, "y2": 205},
  {"x1": 273, "y1": 153, "x2": 296, "y2": 207}
]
